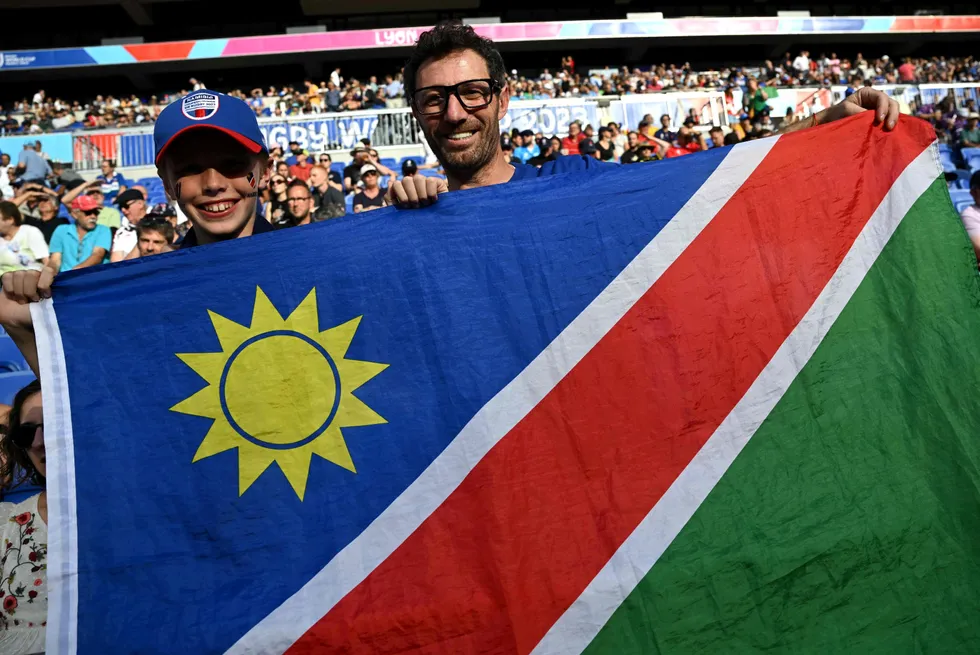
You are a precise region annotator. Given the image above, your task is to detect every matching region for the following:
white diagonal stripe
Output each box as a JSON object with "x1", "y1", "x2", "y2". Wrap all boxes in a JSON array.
[
  {"x1": 530, "y1": 143, "x2": 940, "y2": 655},
  {"x1": 33, "y1": 298, "x2": 79, "y2": 655},
  {"x1": 228, "y1": 137, "x2": 779, "y2": 654}
]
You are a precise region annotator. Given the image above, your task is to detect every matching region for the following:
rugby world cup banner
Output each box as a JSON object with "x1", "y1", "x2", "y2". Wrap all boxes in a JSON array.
[
  {"x1": 500, "y1": 100, "x2": 600, "y2": 136},
  {"x1": 260, "y1": 116, "x2": 380, "y2": 153}
]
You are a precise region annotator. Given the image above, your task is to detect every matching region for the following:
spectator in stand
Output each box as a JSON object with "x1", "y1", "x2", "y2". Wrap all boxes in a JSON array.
[
  {"x1": 133, "y1": 217, "x2": 175, "y2": 258},
  {"x1": 309, "y1": 165, "x2": 346, "y2": 220},
  {"x1": 110, "y1": 189, "x2": 147, "y2": 263},
  {"x1": 284, "y1": 142, "x2": 307, "y2": 166},
  {"x1": 0, "y1": 154, "x2": 13, "y2": 200},
  {"x1": 561, "y1": 121, "x2": 585, "y2": 155},
  {"x1": 743, "y1": 78, "x2": 770, "y2": 120},
  {"x1": 275, "y1": 179, "x2": 315, "y2": 229},
  {"x1": 513, "y1": 130, "x2": 539, "y2": 164},
  {"x1": 23, "y1": 195, "x2": 66, "y2": 244},
  {"x1": 49, "y1": 162, "x2": 83, "y2": 195},
  {"x1": 15, "y1": 143, "x2": 50, "y2": 185},
  {"x1": 608, "y1": 122, "x2": 628, "y2": 159},
  {"x1": 595, "y1": 127, "x2": 616, "y2": 161},
  {"x1": 49, "y1": 195, "x2": 111, "y2": 272},
  {"x1": 62, "y1": 181, "x2": 121, "y2": 229},
  {"x1": 96, "y1": 159, "x2": 128, "y2": 204},
  {"x1": 344, "y1": 147, "x2": 371, "y2": 191},
  {"x1": 275, "y1": 161, "x2": 290, "y2": 181},
  {"x1": 620, "y1": 132, "x2": 643, "y2": 164},
  {"x1": 707, "y1": 126, "x2": 726, "y2": 149},
  {"x1": 960, "y1": 114, "x2": 980, "y2": 148},
  {"x1": 0, "y1": 202, "x2": 49, "y2": 274},
  {"x1": 898, "y1": 57, "x2": 917, "y2": 83},
  {"x1": 352, "y1": 164, "x2": 385, "y2": 213},
  {"x1": 579, "y1": 138, "x2": 597, "y2": 159},
  {"x1": 958, "y1": 171, "x2": 980, "y2": 264},
  {"x1": 263, "y1": 175, "x2": 288, "y2": 224},
  {"x1": 289, "y1": 154, "x2": 313, "y2": 183},
  {"x1": 659, "y1": 125, "x2": 705, "y2": 158},
  {"x1": 654, "y1": 114, "x2": 674, "y2": 143},
  {"x1": 0, "y1": 380, "x2": 48, "y2": 655},
  {"x1": 324, "y1": 82, "x2": 342, "y2": 112},
  {"x1": 527, "y1": 137, "x2": 558, "y2": 167},
  {"x1": 316, "y1": 153, "x2": 344, "y2": 191}
]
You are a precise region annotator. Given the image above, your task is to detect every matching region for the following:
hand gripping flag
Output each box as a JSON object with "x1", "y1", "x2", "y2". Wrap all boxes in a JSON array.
[{"x1": 34, "y1": 114, "x2": 980, "y2": 654}]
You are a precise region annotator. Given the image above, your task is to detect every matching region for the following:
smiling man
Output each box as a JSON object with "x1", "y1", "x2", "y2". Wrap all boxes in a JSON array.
[
  {"x1": 386, "y1": 21, "x2": 900, "y2": 209},
  {"x1": 153, "y1": 89, "x2": 273, "y2": 248}
]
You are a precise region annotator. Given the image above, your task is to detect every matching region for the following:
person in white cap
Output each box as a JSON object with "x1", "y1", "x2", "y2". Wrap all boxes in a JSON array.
[{"x1": 353, "y1": 164, "x2": 385, "y2": 213}]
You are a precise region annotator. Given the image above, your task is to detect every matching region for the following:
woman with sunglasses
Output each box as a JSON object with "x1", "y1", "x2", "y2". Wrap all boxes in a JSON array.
[
  {"x1": 0, "y1": 379, "x2": 47, "y2": 654},
  {"x1": 262, "y1": 176, "x2": 289, "y2": 224}
]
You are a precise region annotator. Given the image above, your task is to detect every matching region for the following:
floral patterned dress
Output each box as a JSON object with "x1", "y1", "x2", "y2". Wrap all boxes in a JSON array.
[{"x1": 0, "y1": 494, "x2": 47, "y2": 655}]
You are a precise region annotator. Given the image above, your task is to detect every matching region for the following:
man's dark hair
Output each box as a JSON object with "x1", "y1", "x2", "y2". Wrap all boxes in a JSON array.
[
  {"x1": 404, "y1": 21, "x2": 507, "y2": 99},
  {"x1": 971, "y1": 170, "x2": 980, "y2": 191},
  {"x1": 723, "y1": 132, "x2": 741, "y2": 146},
  {"x1": 137, "y1": 217, "x2": 175, "y2": 243},
  {"x1": 709, "y1": 126, "x2": 724, "y2": 135},
  {"x1": 287, "y1": 178, "x2": 311, "y2": 194}
]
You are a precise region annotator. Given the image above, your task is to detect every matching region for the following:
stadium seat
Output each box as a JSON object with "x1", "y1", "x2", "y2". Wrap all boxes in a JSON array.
[
  {"x1": 345, "y1": 195, "x2": 354, "y2": 214},
  {"x1": 962, "y1": 148, "x2": 980, "y2": 173},
  {"x1": 0, "y1": 370, "x2": 35, "y2": 404},
  {"x1": 380, "y1": 158, "x2": 398, "y2": 171},
  {"x1": 954, "y1": 169, "x2": 974, "y2": 189},
  {"x1": 951, "y1": 189, "x2": 973, "y2": 213},
  {"x1": 939, "y1": 149, "x2": 958, "y2": 173},
  {"x1": 0, "y1": 337, "x2": 29, "y2": 372},
  {"x1": 938, "y1": 143, "x2": 952, "y2": 153}
]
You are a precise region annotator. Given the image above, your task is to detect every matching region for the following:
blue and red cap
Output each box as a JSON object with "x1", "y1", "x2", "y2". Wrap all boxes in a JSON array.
[{"x1": 154, "y1": 90, "x2": 267, "y2": 165}]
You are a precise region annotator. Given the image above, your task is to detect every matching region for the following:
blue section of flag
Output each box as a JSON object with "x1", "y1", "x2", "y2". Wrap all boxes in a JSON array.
[{"x1": 53, "y1": 151, "x2": 726, "y2": 653}]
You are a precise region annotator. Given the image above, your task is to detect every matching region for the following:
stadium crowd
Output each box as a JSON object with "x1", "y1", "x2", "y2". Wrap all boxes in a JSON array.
[
  {"x1": 0, "y1": 19, "x2": 977, "y2": 652},
  {"x1": 1, "y1": 54, "x2": 978, "y2": 135}
]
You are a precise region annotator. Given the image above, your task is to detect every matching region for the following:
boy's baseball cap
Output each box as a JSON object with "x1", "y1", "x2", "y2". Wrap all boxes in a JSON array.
[{"x1": 154, "y1": 90, "x2": 267, "y2": 165}]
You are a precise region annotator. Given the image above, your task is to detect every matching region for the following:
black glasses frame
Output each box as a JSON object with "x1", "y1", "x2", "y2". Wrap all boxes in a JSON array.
[{"x1": 411, "y1": 78, "x2": 500, "y2": 116}]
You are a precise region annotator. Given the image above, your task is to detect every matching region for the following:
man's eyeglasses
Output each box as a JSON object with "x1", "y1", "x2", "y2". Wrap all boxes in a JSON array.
[
  {"x1": 12, "y1": 422, "x2": 41, "y2": 450},
  {"x1": 319, "y1": 158, "x2": 331, "y2": 164},
  {"x1": 287, "y1": 196, "x2": 311, "y2": 202},
  {"x1": 412, "y1": 78, "x2": 499, "y2": 116},
  {"x1": 81, "y1": 209, "x2": 99, "y2": 217}
]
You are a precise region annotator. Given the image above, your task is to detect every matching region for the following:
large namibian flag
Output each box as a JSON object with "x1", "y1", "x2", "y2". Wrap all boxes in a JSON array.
[{"x1": 35, "y1": 114, "x2": 980, "y2": 654}]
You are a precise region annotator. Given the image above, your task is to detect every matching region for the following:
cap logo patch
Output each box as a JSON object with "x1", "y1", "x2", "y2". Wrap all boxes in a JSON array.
[{"x1": 181, "y1": 92, "x2": 220, "y2": 121}]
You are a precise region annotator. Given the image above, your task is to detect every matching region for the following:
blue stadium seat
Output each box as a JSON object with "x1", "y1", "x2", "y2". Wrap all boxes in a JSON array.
[
  {"x1": 0, "y1": 338, "x2": 29, "y2": 372},
  {"x1": 954, "y1": 169, "x2": 974, "y2": 189},
  {"x1": 938, "y1": 143, "x2": 952, "y2": 154},
  {"x1": 939, "y1": 149, "x2": 957, "y2": 173},
  {"x1": 0, "y1": 370, "x2": 35, "y2": 404},
  {"x1": 380, "y1": 158, "x2": 398, "y2": 171},
  {"x1": 136, "y1": 177, "x2": 161, "y2": 187},
  {"x1": 345, "y1": 194, "x2": 354, "y2": 214},
  {"x1": 950, "y1": 189, "x2": 973, "y2": 213},
  {"x1": 962, "y1": 148, "x2": 980, "y2": 173}
]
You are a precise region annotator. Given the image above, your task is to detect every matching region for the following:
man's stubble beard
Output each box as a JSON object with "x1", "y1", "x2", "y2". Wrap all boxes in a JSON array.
[{"x1": 426, "y1": 118, "x2": 500, "y2": 179}]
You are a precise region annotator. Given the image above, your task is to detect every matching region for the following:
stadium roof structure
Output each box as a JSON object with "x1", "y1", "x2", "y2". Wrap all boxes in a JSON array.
[{"x1": 1, "y1": 15, "x2": 979, "y2": 73}]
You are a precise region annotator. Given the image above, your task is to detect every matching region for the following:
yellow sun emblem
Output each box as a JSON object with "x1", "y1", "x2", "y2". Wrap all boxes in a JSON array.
[{"x1": 171, "y1": 287, "x2": 387, "y2": 500}]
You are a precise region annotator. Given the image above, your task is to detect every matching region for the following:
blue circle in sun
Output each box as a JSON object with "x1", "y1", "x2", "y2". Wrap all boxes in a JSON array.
[{"x1": 218, "y1": 329, "x2": 342, "y2": 450}]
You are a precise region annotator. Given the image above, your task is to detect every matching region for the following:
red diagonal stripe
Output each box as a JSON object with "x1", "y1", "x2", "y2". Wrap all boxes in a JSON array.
[{"x1": 289, "y1": 116, "x2": 933, "y2": 654}]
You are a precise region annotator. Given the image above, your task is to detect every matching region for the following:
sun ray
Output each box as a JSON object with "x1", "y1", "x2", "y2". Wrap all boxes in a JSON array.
[
  {"x1": 170, "y1": 386, "x2": 219, "y2": 418},
  {"x1": 249, "y1": 287, "x2": 285, "y2": 332},
  {"x1": 335, "y1": 359, "x2": 389, "y2": 394},
  {"x1": 273, "y1": 447, "x2": 315, "y2": 500},
  {"x1": 310, "y1": 427, "x2": 356, "y2": 473},
  {"x1": 334, "y1": 393, "x2": 387, "y2": 428},
  {"x1": 175, "y1": 352, "x2": 227, "y2": 385},
  {"x1": 192, "y1": 420, "x2": 240, "y2": 462},
  {"x1": 284, "y1": 288, "x2": 319, "y2": 335},
  {"x1": 208, "y1": 311, "x2": 250, "y2": 352},
  {"x1": 171, "y1": 286, "x2": 387, "y2": 500},
  {"x1": 318, "y1": 316, "x2": 362, "y2": 358},
  {"x1": 238, "y1": 442, "x2": 279, "y2": 496}
]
